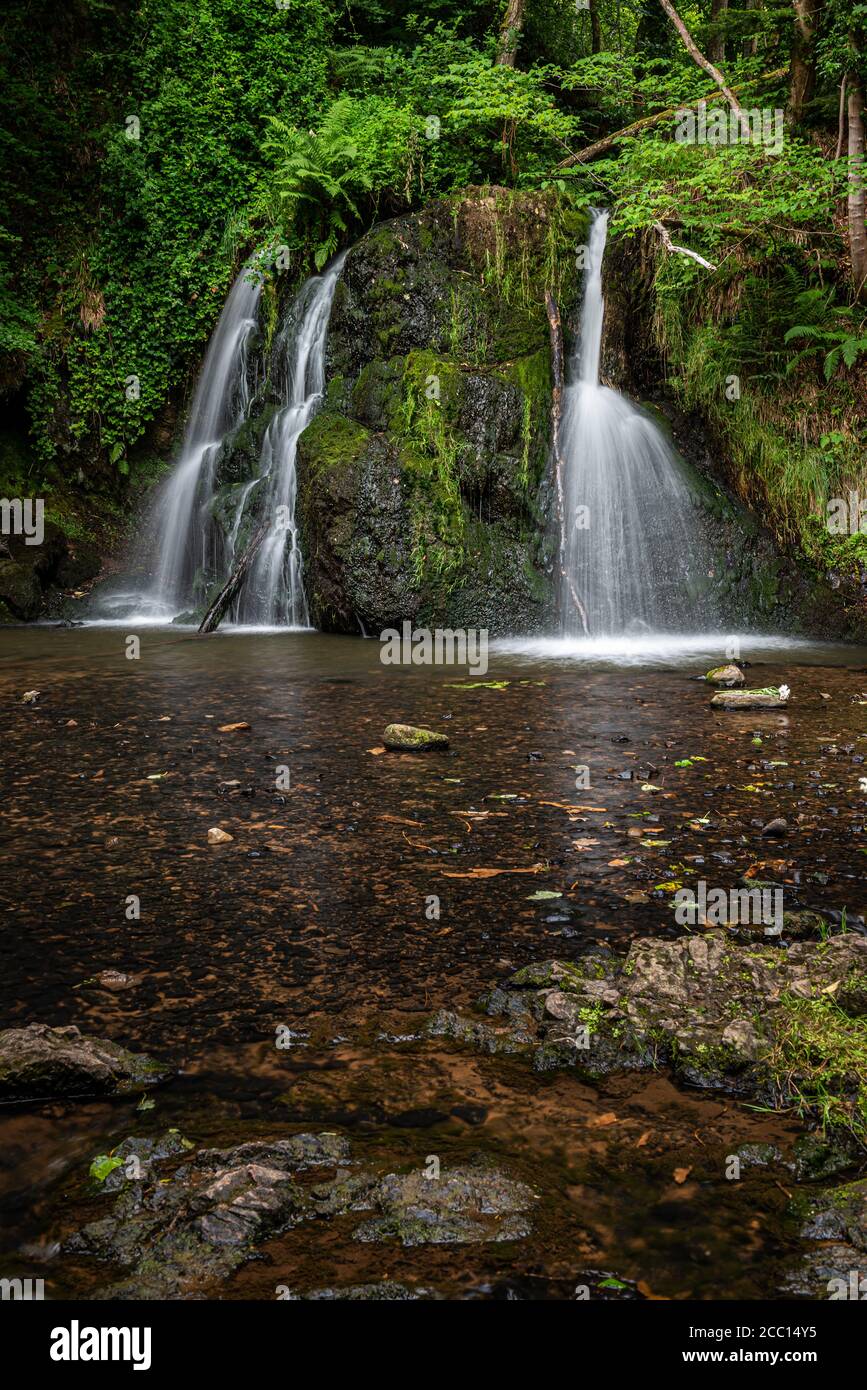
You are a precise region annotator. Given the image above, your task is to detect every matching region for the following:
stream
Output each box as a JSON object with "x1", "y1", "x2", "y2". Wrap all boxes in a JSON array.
[{"x1": 1, "y1": 626, "x2": 865, "y2": 1299}]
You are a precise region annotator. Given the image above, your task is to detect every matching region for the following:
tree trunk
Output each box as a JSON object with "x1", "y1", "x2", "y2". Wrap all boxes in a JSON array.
[
  {"x1": 787, "y1": 0, "x2": 820, "y2": 125},
  {"x1": 496, "y1": 0, "x2": 526, "y2": 67},
  {"x1": 657, "y1": 0, "x2": 751, "y2": 140},
  {"x1": 198, "y1": 523, "x2": 268, "y2": 634},
  {"x1": 708, "y1": 0, "x2": 728, "y2": 65},
  {"x1": 589, "y1": 0, "x2": 602, "y2": 54},
  {"x1": 847, "y1": 73, "x2": 867, "y2": 302},
  {"x1": 743, "y1": 0, "x2": 759, "y2": 59}
]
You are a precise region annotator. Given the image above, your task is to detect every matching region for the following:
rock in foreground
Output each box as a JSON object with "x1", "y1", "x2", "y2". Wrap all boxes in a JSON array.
[
  {"x1": 0, "y1": 1024, "x2": 171, "y2": 1102},
  {"x1": 67, "y1": 1132, "x2": 534, "y2": 1298},
  {"x1": 429, "y1": 933, "x2": 867, "y2": 1119}
]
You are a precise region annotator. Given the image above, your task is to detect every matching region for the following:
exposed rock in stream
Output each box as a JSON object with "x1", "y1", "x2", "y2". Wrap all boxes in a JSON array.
[
  {"x1": 0, "y1": 1024, "x2": 172, "y2": 1101},
  {"x1": 428, "y1": 932, "x2": 867, "y2": 1103},
  {"x1": 64, "y1": 1132, "x2": 536, "y2": 1299}
]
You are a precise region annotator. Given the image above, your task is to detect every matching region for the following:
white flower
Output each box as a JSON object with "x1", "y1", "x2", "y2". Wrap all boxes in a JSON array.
[{"x1": 778, "y1": 684, "x2": 790, "y2": 700}]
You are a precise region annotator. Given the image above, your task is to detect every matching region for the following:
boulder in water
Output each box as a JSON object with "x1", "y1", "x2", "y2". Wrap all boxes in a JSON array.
[
  {"x1": 705, "y1": 664, "x2": 744, "y2": 686},
  {"x1": 382, "y1": 723, "x2": 449, "y2": 751},
  {"x1": 711, "y1": 686, "x2": 789, "y2": 709},
  {"x1": 0, "y1": 1024, "x2": 171, "y2": 1101}
]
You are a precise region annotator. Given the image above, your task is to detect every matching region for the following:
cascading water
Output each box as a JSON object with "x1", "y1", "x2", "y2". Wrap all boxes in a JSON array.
[
  {"x1": 559, "y1": 210, "x2": 720, "y2": 636},
  {"x1": 137, "y1": 270, "x2": 262, "y2": 622},
  {"x1": 99, "y1": 253, "x2": 345, "y2": 627},
  {"x1": 233, "y1": 254, "x2": 345, "y2": 627}
]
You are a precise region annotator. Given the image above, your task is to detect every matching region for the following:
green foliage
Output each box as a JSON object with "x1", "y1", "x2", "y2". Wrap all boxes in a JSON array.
[{"x1": 784, "y1": 291, "x2": 867, "y2": 382}]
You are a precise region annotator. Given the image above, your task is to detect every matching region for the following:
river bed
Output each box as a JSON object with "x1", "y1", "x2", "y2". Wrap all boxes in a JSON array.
[{"x1": 1, "y1": 626, "x2": 865, "y2": 1299}]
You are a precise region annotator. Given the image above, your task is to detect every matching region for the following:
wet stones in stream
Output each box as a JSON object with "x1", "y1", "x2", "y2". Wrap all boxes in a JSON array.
[
  {"x1": 427, "y1": 931, "x2": 867, "y2": 1104},
  {"x1": 63, "y1": 1132, "x2": 536, "y2": 1299},
  {"x1": 0, "y1": 1024, "x2": 172, "y2": 1101}
]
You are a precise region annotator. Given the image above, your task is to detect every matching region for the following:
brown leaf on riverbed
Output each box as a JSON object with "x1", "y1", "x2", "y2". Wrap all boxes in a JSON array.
[
  {"x1": 637, "y1": 1281, "x2": 670, "y2": 1301},
  {"x1": 673, "y1": 1166, "x2": 692, "y2": 1184},
  {"x1": 636, "y1": 1131, "x2": 652, "y2": 1147},
  {"x1": 441, "y1": 864, "x2": 545, "y2": 879},
  {"x1": 587, "y1": 1112, "x2": 618, "y2": 1128},
  {"x1": 572, "y1": 838, "x2": 599, "y2": 851},
  {"x1": 366, "y1": 746, "x2": 386, "y2": 755},
  {"x1": 379, "y1": 814, "x2": 423, "y2": 827},
  {"x1": 218, "y1": 722, "x2": 250, "y2": 732},
  {"x1": 744, "y1": 859, "x2": 791, "y2": 879}
]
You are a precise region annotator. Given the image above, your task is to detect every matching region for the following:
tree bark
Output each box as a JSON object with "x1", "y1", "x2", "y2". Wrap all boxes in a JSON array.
[
  {"x1": 836, "y1": 75, "x2": 848, "y2": 161},
  {"x1": 743, "y1": 0, "x2": 759, "y2": 59},
  {"x1": 787, "y1": 0, "x2": 820, "y2": 125},
  {"x1": 589, "y1": 0, "x2": 602, "y2": 54},
  {"x1": 657, "y1": 0, "x2": 751, "y2": 140},
  {"x1": 495, "y1": 0, "x2": 526, "y2": 67},
  {"x1": 847, "y1": 73, "x2": 867, "y2": 302},
  {"x1": 198, "y1": 523, "x2": 268, "y2": 634},
  {"x1": 555, "y1": 66, "x2": 787, "y2": 166},
  {"x1": 708, "y1": 0, "x2": 728, "y2": 65}
]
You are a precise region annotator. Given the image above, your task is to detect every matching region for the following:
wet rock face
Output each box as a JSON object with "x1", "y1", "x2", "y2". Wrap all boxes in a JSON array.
[
  {"x1": 0, "y1": 523, "x2": 99, "y2": 622},
  {"x1": 351, "y1": 1166, "x2": 536, "y2": 1247},
  {"x1": 296, "y1": 187, "x2": 584, "y2": 636},
  {"x1": 787, "y1": 1180, "x2": 867, "y2": 1298},
  {"x1": 0, "y1": 1024, "x2": 171, "y2": 1101},
  {"x1": 66, "y1": 1131, "x2": 535, "y2": 1298},
  {"x1": 429, "y1": 932, "x2": 867, "y2": 1099}
]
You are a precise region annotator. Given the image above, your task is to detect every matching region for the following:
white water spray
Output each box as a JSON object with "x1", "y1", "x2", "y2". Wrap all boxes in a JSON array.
[
  {"x1": 560, "y1": 211, "x2": 720, "y2": 635},
  {"x1": 233, "y1": 254, "x2": 345, "y2": 627}
]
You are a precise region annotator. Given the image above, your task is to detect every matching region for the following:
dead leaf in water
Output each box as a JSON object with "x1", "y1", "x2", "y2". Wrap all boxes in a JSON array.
[
  {"x1": 587, "y1": 1112, "x2": 619, "y2": 1128},
  {"x1": 218, "y1": 722, "x2": 250, "y2": 733},
  {"x1": 637, "y1": 1281, "x2": 670, "y2": 1301},
  {"x1": 673, "y1": 1167, "x2": 692, "y2": 1184},
  {"x1": 442, "y1": 864, "x2": 545, "y2": 879}
]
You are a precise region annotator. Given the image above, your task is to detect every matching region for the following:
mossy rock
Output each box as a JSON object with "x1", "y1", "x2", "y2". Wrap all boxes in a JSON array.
[{"x1": 294, "y1": 186, "x2": 573, "y2": 635}]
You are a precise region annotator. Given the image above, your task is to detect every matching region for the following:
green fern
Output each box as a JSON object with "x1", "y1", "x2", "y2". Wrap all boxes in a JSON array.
[{"x1": 784, "y1": 289, "x2": 867, "y2": 380}]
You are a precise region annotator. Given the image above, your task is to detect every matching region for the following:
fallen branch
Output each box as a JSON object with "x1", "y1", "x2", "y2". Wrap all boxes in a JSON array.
[
  {"x1": 544, "y1": 290, "x2": 590, "y2": 637},
  {"x1": 555, "y1": 67, "x2": 787, "y2": 168},
  {"x1": 658, "y1": 0, "x2": 751, "y2": 141},
  {"x1": 198, "y1": 522, "x2": 268, "y2": 634},
  {"x1": 652, "y1": 220, "x2": 718, "y2": 271}
]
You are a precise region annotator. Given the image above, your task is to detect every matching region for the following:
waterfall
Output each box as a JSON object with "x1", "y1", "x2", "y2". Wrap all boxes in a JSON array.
[
  {"x1": 233, "y1": 254, "x2": 345, "y2": 627},
  {"x1": 145, "y1": 270, "x2": 263, "y2": 621},
  {"x1": 98, "y1": 253, "x2": 345, "y2": 627},
  {"x1": 559, "y1": 210, "x2": 720, "y2": 636}
]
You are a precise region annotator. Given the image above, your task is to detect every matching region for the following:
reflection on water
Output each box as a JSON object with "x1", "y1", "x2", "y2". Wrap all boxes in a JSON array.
[{"x1": 0, "y1": 626, "x2": 865, "y2": 1298}]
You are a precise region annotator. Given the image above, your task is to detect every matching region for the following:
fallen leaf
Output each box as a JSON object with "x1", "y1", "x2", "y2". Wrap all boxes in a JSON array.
[
  {"x1": 367, "y1": 746, "x2": 386, "y2": 755},
  {"x1": 637, "y1": 1280, "x2": 670, "y2": 1301},
  {"x1": 636, "y1": 1131, "x2": 652, "y2": 1147},
  {"x1": 218, "y1": 722, "x2": 251, "y2": 733},
  {"x1": 673, "y1": 1166, "x2": 692, "y2": 1184},
  {"x1": 442, "y1": 864, "x2": 545, "y2": 879},
  {"x1": 587, "y1": 1112, "x2": 619, "y2": 1128},
  {"x1": 207, "y1": 827, "x2": 234, "y2": 845}
]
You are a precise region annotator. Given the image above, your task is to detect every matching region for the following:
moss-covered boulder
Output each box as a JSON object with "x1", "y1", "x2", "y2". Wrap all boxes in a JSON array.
[
  {"x1": 0, "y1": 1023, "x2": 172, "y2": 1100},
  {"x1": 428, "y1": 932, "x2": 867, "y2": 1137},
  {"x1": 296, "y1": 186, "x2": 585, "y2": 635}
]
